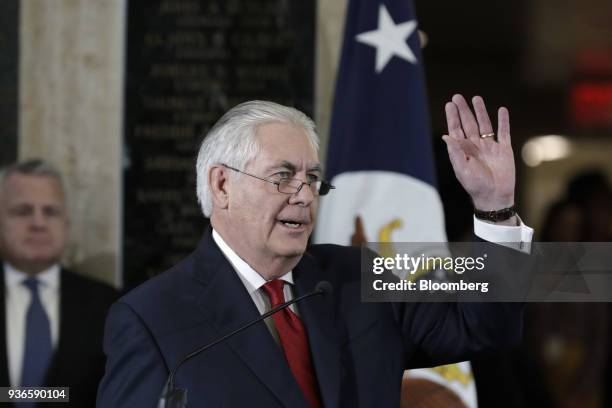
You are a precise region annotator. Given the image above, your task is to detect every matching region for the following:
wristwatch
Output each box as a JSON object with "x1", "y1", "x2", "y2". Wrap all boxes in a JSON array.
[{"x1": 474, "y1": 205, "x2": 516, "y2": 222}]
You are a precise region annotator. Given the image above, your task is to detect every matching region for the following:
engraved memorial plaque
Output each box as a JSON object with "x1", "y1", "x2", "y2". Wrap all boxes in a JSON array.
[
  {"x1": 123, "y1": 0, "x2": 314, "y2": 287},
  {"x1": 0, "y1": 0, "x2": 18, "y2": 166}
]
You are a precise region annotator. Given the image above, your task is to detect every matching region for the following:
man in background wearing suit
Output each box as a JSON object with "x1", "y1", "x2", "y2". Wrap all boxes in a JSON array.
[
  {"x1": 98, "y1": 95, "x2": 533, "y2": 407},
  {"x1": 0, "y1": 159, "x2": 117, "y2": 407}
]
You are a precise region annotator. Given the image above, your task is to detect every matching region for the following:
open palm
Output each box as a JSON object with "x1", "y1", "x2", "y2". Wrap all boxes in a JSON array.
[{"x1": 443, "y1": 94, "x2": 515, "y2": 211}]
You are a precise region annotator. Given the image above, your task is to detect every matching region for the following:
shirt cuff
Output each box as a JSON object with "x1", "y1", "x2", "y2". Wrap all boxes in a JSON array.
[{"x1": 473, "y1": 215, "x2": 534, "y2": 253}]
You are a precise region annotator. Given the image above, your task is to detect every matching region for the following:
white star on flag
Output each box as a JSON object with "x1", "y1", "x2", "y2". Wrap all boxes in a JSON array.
[{"x1": 356, "y1": 4, "x2": 418, "y2": 73}]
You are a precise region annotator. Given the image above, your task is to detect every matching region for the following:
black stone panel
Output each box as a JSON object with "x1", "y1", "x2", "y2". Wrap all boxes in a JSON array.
[
  {"x1": 0, "y1": 0, "x2": 18, "y2": 166},
  {"x1": 123, "y1": 0, "x2": 315, "y2": 288}
]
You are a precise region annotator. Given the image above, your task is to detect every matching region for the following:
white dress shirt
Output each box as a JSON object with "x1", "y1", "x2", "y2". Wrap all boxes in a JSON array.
[
  {"x1": 4, "y1": 263, "x2": 60, "y2": 387},
  {"x1": 212, "y1": 230, "x2": 297, "y2": 344},
  {"x1": 474, "y1": 216, "x2": 533, "y2": 253}
]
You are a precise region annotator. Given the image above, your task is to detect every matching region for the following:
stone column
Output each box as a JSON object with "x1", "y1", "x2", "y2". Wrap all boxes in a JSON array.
[
  {"x1": 19, "y1": 0, "x2": 126, "y2": 287},
  {"x1": 315, "y1": 0, "x2": 347, "y2": 165}
]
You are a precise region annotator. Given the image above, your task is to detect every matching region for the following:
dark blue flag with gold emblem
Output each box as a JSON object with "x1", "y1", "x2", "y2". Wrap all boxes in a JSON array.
[
  {"x1": 314, "y1": 1, "x2": 477, "y2": 406},
  {"x1": 316, "y1": 0, "x2": 444, "y2": 244}
]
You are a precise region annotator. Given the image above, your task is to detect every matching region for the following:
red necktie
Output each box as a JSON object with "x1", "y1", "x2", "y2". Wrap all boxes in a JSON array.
[{"x1": 262, "y1": 280, "x2": 322, "y2": 408}]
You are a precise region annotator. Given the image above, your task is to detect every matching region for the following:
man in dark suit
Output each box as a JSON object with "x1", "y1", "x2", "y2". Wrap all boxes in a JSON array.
[
  {"x1": 0, "y1": 159, "x2": 117, "y2": 407},
  {"x1": 98, "y1": 95, "x2": 534, "y2": 407}
]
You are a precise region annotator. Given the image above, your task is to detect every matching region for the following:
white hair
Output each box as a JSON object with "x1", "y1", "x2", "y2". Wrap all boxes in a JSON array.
[
  {"x1": 0, "y1": 159, "x2": 64, "y2": 193},
  {"x1": 196, "y1": 100, "x2": 319, "y2": 217}
]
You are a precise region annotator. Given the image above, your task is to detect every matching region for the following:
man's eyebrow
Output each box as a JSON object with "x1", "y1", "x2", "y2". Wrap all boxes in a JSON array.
[
  {"x1": 8, "y1": 203, "x2": 33, "y2": 212},
  {"x1": 267, "y1": 161, "x2": 322, "y2": 173},
  {"x1": 308, "y1": 164, "x2": 322, "y2": 173},
  {"x1": 278, "y1": 161, "x2": 297, "y2": 172}
]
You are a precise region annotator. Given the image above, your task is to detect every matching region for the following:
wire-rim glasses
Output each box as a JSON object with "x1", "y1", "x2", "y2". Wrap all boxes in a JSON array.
[{"x1": 222, "y1": 164, "x2": 335, "y2": 196}]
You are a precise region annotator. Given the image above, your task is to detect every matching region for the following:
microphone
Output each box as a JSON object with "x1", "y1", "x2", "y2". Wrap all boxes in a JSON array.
[{"x1": 159, "y1": 280, "x2": 332, "y2": 408}]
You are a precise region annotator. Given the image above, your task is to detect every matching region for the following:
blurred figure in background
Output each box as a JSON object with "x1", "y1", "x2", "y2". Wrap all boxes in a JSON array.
[
  {"x1": 567, "y1": 170, "x2": 612, "y2": 242},
  {"x1": 524, "y1": 170, "x2": 611, "y2": 408},
  {"x1": 0, "y1": 159, "x2": 117, "y2": 407},
  {"x1": 539, "y1": 200, "x2": 583, "y2": 242},
  {"x1": 525, "y1": 196, "x2": 608, "y2": 408},
  {"x1": 469, "y1": 168, "x2": 612, "y2": 408}
]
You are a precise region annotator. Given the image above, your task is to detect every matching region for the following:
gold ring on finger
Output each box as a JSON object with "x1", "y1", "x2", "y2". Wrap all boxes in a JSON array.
[{"x1": 480, "y1": 133, "x2": 495, "y2": 139}]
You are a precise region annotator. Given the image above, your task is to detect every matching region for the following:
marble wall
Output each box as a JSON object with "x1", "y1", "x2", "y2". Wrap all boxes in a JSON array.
[
  {"x1": 315, "y1": 0, "x2": 347, "y2": 165},
  {"x1": 19, "y1": 0, "x2": 125, "y2": 286}
]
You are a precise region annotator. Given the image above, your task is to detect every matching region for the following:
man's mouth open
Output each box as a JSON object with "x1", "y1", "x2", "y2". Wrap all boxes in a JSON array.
[{"x1": 278, "y1": 218, "x2": 309, "y2": 230}]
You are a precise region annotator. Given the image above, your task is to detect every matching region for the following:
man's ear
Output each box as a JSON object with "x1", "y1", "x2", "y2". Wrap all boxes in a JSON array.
[{"x1": 209, "y1": 164, "x2": 230, "y2": 209}]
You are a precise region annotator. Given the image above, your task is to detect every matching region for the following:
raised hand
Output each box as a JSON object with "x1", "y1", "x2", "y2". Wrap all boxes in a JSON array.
[{"x1": 442, "y1": 94, "x2": 515, "y2": 213}]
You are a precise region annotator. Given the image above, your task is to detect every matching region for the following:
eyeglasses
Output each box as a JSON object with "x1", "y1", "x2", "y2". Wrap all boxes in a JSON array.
[{"x1": 222, "y1": 164, "x2": 335, "y2": 196}]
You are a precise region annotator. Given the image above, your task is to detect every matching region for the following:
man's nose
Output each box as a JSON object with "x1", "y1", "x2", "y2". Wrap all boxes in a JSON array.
[
  {"x1": 288, "y1": 181, "x2": 315, "y2": 207},
  {"x1": 30, "y1": 210, "x2": 48, "y2": 229}
]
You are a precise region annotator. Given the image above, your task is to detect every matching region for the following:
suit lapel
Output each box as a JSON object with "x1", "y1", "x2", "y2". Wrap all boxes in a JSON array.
[
  {"x1": 44, "y1": 269, "x2": 76, "y2": 385},
  {"x1": 190, "y1": 230, "x2": 309, "y2": 408},
  {"x1": 293, "y1": 251, "x2": 341, "y2": 408},
  {"x1": 0, "y1": 266, "x2": 10, "y2": 386}
]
